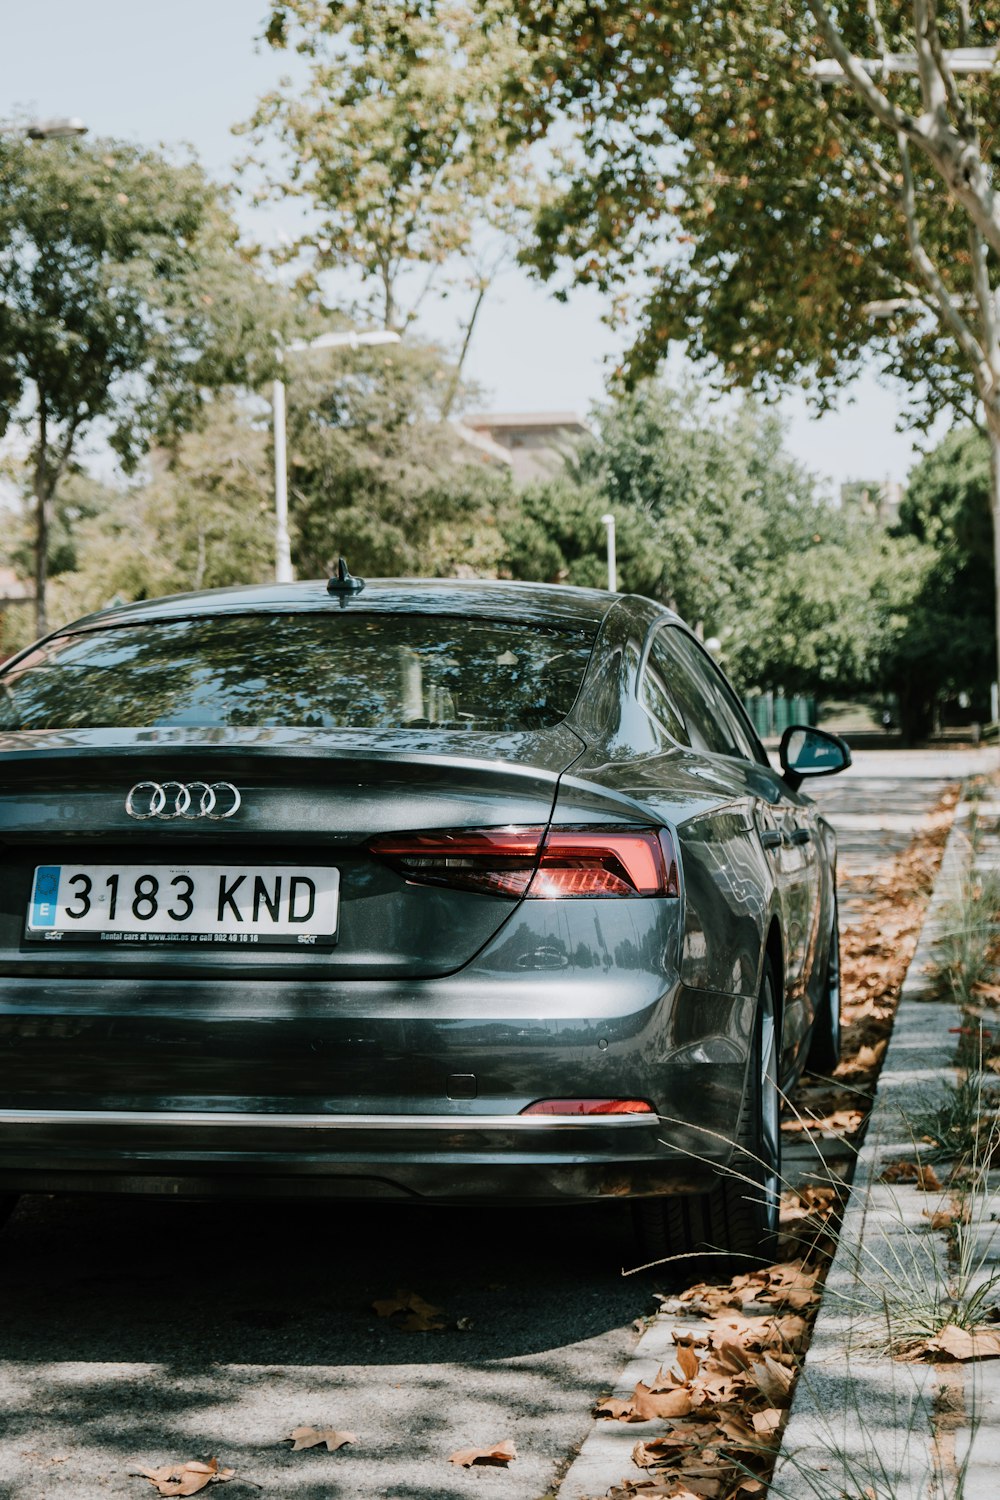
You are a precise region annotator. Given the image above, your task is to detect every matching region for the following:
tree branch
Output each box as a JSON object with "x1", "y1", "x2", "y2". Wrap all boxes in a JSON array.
[
  {"x1": 897, "y1": 131, "x2": 992, "y2": 395},
  {"x1": 967, "y1": 222, "x2": 1000, "y2": 376},
  {"x1": 804, "y1": 0, "x2": 917, "y2": 136},
  {"x1": 916, "y1": 0, "x2": 973, "y2": 134},
  {"x1": 805, "y1": 0, "x2": 1000, "y2": 259}
]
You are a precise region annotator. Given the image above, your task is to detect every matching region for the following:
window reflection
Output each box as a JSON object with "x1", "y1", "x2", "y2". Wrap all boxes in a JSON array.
[{"x1": 0, "y1": 614, "x2": 597, "y2": 733}]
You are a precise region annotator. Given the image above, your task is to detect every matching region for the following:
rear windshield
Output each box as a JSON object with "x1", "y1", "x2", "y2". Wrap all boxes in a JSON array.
[{"x1": 0, "y1": 612, "x2": 597, "y2": 732}]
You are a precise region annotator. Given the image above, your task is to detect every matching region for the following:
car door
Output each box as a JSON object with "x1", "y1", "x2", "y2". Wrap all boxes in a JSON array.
[{"x1": 639, "y1": 625, "x2": 823, "y2": 1073}]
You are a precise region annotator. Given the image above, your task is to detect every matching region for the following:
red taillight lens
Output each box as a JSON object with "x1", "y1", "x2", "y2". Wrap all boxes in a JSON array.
[
  {"x1": 369, "y1": 828, "x2": 543, "y2": 898},
  {"x1": 369, "y1": 826, "x2": 679, "y2": 899},
  {"x1": 534, "y1": 828, "x2": 679, "y2": 898},
  {"x1": 520, "y1": 1099, "x2": 655, "y2": 1116}
]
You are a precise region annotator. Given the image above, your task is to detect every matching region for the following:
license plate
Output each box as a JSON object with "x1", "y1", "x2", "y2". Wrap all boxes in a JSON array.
[{"x1": 25, "y1": 864, "x2": 340, "y2": 947}]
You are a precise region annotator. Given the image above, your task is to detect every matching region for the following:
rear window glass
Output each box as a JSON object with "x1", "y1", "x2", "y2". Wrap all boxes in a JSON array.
[{"x1": 0, "y1": 612, "x2": 597, "y2": 733}]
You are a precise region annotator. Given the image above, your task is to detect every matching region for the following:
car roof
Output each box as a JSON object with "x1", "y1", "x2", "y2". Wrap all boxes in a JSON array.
[{"x1": 58, "y1": 577, "x2": 664, "y2": 634}]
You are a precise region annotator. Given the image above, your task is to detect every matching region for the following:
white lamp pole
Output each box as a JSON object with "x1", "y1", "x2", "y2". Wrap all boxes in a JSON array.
[
  {"x1": 600, "y1": 512, "x2": 617, "y2": 592},
  {"x1": 271, "y1": 329, "x2": 401, "y2": 585}
]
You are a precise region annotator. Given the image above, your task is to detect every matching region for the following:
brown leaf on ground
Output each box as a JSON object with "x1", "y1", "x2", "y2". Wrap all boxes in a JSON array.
[
  {"x1": 926, "y1": 1204, "x2": 968, "y2": 1230},
  {"x1": 836, "y1": 1041, "x2": 888, "y2": 1078},
  {"x1": 880, "y1": 1161, "x2": 944, "y2": 1191},
  {"x1": 750, "y1": 1408, "x2": 784, "y2": 1439},
  {"x1": 448, "y1": 1439, "x2": 517, "y2": 1468},
  {"x1": 371, "y1": 1289, "x2": 447, "y2": 1331},
  {"x1": 596, "y1": 1381, "x2": 698, "y2": 1422},
  {"x1": 132, "y1": 1459, "x2": 235, "y2": 1496},
  {"x1": 899, "y1": 1323, "x2": 1000, "y2": 1363},
  {"x1": 286, "y1": 1427, "x2": 356, "y2": 1452},
  {"x1": 781, "y1": 1107, "x2": 864, "y2": 1136},
  {"x1": 747, "y1": 1353, "x2": 794, "y2": 1404}
]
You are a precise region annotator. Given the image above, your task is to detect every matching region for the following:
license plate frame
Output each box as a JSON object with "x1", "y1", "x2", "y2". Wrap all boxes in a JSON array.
[{"x1": 25, "y1": 863, "x2": 340, "y2": 948}]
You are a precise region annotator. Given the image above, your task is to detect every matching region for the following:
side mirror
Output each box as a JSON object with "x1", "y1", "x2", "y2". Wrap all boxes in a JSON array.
[{"x1": 779, "y1": 724, "x2": 851, "y2": 791}]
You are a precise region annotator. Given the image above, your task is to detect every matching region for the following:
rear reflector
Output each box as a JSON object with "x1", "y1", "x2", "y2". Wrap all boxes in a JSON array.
[
  {"x1": 520, "y1": 1099, "x2": 655, "y2": 1116},
  {"x1": 369, "y1": 826, "x2": 680, "y2": 899}
]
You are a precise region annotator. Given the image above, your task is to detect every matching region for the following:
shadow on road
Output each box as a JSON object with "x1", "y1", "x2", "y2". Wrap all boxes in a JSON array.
[{"x1": 0, "y1": 1192, "x2": 666, "y2": 1368}]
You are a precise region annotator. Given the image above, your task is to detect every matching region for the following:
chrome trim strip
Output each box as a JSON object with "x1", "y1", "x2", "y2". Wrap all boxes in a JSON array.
[{"x1": 0, "y1": 1108, "x2": 654, "y2": 1130}]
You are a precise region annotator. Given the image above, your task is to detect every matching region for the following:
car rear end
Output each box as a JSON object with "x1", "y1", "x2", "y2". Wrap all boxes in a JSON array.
[{"x1": 0, "y1": 583, "x2": 730, "y2": 1205}]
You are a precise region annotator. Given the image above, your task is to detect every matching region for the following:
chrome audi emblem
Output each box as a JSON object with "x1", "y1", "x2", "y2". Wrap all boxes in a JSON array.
[{"x1": 124, "y1": 780, "x2": 242, "y2": 821}]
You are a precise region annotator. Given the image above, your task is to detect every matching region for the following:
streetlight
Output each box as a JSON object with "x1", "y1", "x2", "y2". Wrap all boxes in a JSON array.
[
  {"x1": 272, "y1": 329, "x2": 401, "y2": 584},
  {"x1": 600, "y1": 512, "x2": 617, "y2": 592},
  {"x1": 1, "y1": 117, "x2": 88, "y2": 139}
]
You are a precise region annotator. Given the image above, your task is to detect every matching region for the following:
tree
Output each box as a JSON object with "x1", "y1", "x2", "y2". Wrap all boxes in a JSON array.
[
  {"x1": 499, "y1": 377, "x2": 942, "y2": 707},
  {"x1": 282, "y1": 338, "x2": 509, "y2": 577},
  {"x1": 244, "y1": 1, "x2": 545, "y2": 390},
  {"x1": 885, "y1": 426, "x2": 996, "y2": 737},
  {"x1": 0, "y1": 132, "x2": 281, "y2": 634},
  {"x1": 506, "y1": 2, "x2": 1000, "y2": 686}
]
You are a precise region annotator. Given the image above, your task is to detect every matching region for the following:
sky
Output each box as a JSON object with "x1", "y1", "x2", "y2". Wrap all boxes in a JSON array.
[{"x1": 0, "y1": 0, "x2": 950, "y2": 495}]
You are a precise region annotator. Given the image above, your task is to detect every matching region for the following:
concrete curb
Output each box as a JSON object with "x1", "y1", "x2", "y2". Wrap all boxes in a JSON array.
[
  {"x1": 555, "y1": 793, "x2": 1000, "y2": 1500},
  {"x1": 773, "y1": 797, "x2": 1000, "y2": 1500}
]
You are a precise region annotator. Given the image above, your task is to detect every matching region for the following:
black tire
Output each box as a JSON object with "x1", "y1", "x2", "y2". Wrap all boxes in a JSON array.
[
  {"x1": 0, "y1": 1194, "x2": 19, "y2": 1232},
  {"x1": 633, "y1": 957, "x2": 781, "y2": 1272},
  {"x1": 805, "y1": 903, "x2": 841, "y2": 1075}
]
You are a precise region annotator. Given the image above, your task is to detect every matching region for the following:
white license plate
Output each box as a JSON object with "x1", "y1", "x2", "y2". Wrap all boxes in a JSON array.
[{"x1": 26, "y1": 864, "x2": 340, "y2": 947}]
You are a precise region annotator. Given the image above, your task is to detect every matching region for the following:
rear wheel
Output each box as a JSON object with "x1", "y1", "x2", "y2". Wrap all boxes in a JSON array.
[
  {"x1": 805, "y1": 904, "x2": 841, "y2": 1075},
  {"x1": 633, "y1": 957, "x2": 781, "y2": 1272}
]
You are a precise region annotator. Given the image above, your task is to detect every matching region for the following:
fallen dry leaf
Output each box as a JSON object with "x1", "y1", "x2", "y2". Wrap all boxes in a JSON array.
[
  {"x1": 372, "y1": 1289, "x2": 447, "y2": 1331},
  {"x1": 899, "y1": 1323, "x2": 1000, "y2": 1363},
  {"x1": 448, "y1": 1439, "x2": 517, "y2": 1468},
  {"x1": 750, "y1": 1408, "x2": 783, "y2": 1439},
  {"x1": 596, "y1": 1381, "x2": 698, "y2": 1422},
  {"x1": 286, "y1": 1426, "x2": 356, "y2": 1452},
  {"x1": 880, "y1": 1161, "x2": 944, "y2": 1191},
  {"x1": 133, "y1": 1458, "x2": 234, "y2": 1496},
  {"x1": 747, "y1": 1353, "x2": 794, "y2": 1404},
  {"x1": 781, "y1": 1107, "x2": 864, "y2": 1136}
]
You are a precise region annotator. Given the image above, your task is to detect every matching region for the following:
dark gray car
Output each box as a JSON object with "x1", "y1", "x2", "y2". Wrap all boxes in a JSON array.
[{"x1": 0, "y1": 576, "x2": 848, "y2": 1263}]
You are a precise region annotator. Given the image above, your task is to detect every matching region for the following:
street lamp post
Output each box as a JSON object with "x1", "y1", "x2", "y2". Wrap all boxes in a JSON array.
[
  {"x1": 600, "y1": 512, "x2": 617, "y2": 592},
  {"x1": 271, "y1": 330, "x2": 401, "y2": 585}
]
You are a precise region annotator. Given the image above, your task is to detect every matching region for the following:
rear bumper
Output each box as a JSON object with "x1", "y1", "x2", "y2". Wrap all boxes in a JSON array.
[{"x1": 0, "y1": 1105, "x2": 729, "y2": 1204}]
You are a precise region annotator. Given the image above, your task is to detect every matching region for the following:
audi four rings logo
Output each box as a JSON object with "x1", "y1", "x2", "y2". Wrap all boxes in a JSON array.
[{"x1": 124, "y1": 781, "x2": 242, "y2": 821}]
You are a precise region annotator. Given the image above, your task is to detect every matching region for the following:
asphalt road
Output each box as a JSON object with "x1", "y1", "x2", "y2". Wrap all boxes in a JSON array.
[{"x1": 0, "y1": 746, "x2": 993, "y2": 1500}]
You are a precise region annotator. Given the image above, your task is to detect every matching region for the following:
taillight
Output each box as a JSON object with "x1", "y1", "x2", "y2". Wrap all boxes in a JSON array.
[
  {"x1": 368, "y1": 828, "x2": 542, "y2": 898},
  {"x1": 520, "y1": 1099, "x2": 655, "y2": 1116},
  {"x1": 369, "y1": 826, "x2": 680, "y2": 899}
]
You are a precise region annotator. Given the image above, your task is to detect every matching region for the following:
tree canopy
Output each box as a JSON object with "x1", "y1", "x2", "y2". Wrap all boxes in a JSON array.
[
  {"x1": 502, "y1": 0, "x2": 1000, "y2": 690},
  {"x1": 245, "y1": 0, "x2": 546, "y2": 394},
  {"x1": 0, "y1": 131, "x2": 281, "y2": 631}
]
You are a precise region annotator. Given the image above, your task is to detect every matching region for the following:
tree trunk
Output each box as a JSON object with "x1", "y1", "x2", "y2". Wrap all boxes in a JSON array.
[{"x1": 441, "y1": 281, "x2": 489, "y2": 419}]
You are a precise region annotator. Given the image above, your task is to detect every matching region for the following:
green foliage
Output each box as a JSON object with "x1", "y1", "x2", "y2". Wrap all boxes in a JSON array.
[
  {"x1": 0, "y1": 132, "x2": 280, "y2": 462},
  {"x1": 246, "y1": 0, "x2": 544, "y2": 332},
  {"x1": 17, "y1": 400, "x2": 276, "y2": 632},
  {"x1": 0, "y1": 129, "x2": 283, "y2": 630},
  {"x1": 497, "y1": 377, "x2": 951, "y2": 700},
  {"x1": 284, "y1": 340, "x2": 508, "y2": 578},
  {"x1": 883, "y1": 427, "x2": 996, "y2": 736},
  {"x1": 507, "y1": 3, "x2": 997, "y2": 425}
]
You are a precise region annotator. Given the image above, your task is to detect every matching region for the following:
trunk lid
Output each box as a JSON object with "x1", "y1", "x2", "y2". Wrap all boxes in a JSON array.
[{"x1": 0, "y1": 725, "x2": 585, "y2": 981}]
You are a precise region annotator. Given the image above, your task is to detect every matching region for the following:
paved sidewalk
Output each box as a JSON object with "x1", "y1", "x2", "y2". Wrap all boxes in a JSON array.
[
  {"x1": 555, "y1": 751, "x2": 995, "y2": 1500},
  {"x1": 773, "y1": 793, "x2": 1000, "y2": 1500}
]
